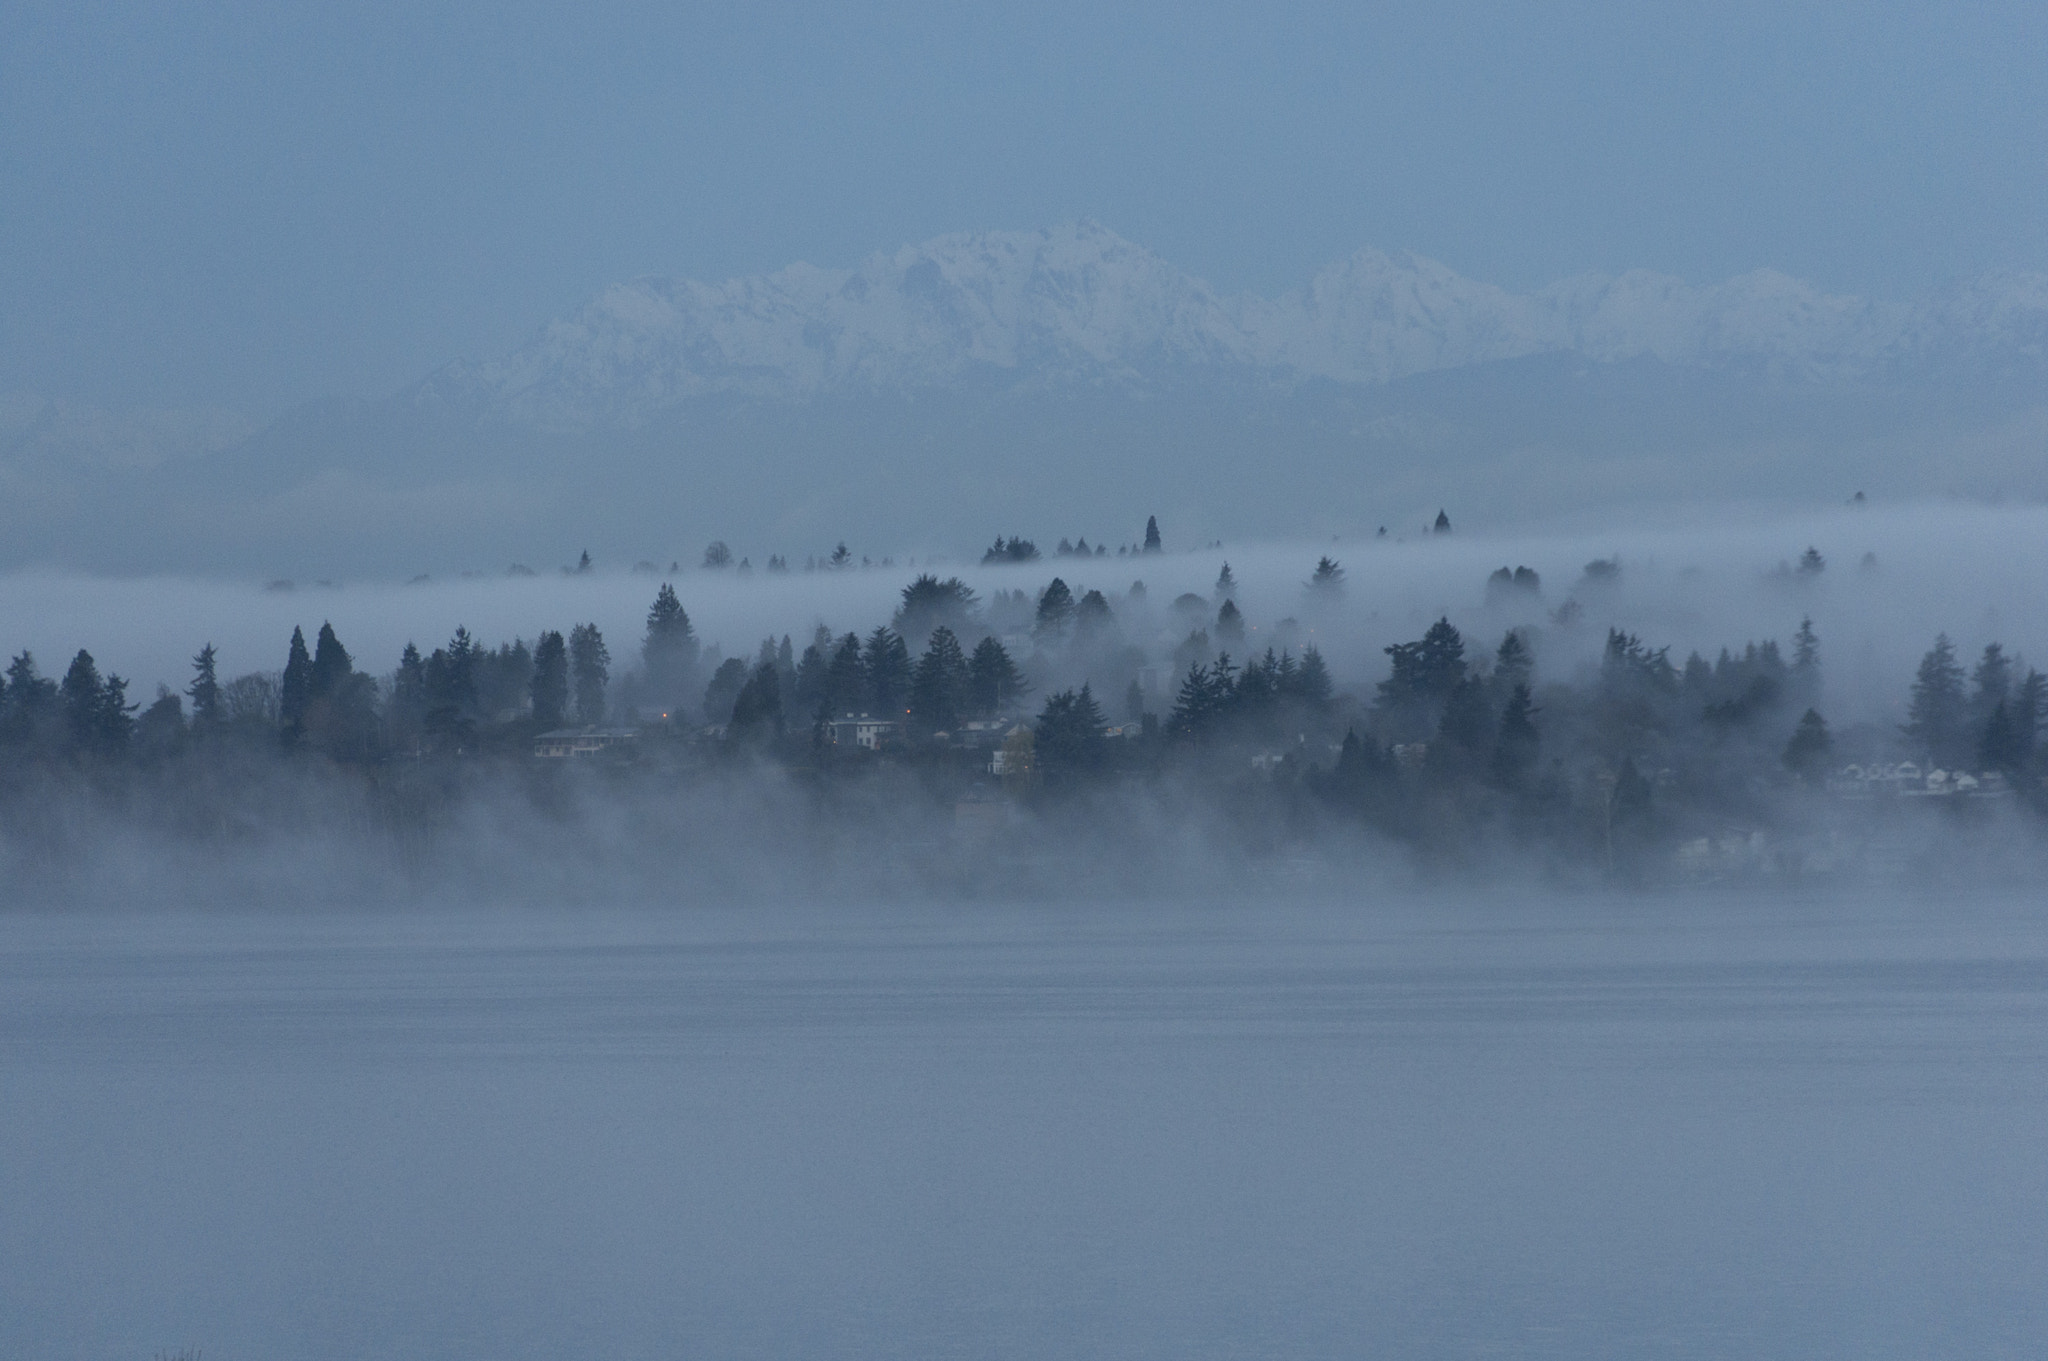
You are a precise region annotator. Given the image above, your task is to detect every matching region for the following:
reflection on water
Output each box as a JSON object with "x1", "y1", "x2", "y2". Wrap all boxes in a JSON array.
[{"x1": 4, "y1": 895, "x2": 2047, "y2": 1359}]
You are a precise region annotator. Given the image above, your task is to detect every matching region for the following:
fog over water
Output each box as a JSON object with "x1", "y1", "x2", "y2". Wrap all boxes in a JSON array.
[
  {"x1": 9, "y1": 5, "x2": 2045, "y2": 1353},
  {"x1": 8, "y1": 502, "x2": 2048, "y2": 1356},
  {"x1": 6, "y1": 500, "x2": 2044, "y2": 727}
]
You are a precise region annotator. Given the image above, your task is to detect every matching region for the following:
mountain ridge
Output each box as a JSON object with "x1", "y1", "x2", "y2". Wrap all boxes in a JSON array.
[{"x1": 415, "y1": 221, "x2": 2048, "y2": 429}]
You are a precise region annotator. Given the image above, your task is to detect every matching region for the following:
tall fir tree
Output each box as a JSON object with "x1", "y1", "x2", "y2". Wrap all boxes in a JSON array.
[
  {"x1": 529, "y1": 631, "x2": 569, "y2": 728},
  {"x1": 863, "y1": 627, "x2": 911, "y2": 714},
  {"x1": 641, "y1": 583, "x2": 698, "y2": 704},
  {"x1": 569, "y1": 623, "x2": 610, "y2": 725},
  {"x1": 967, "y1": 637, "x2": 1028, "y2": 717},
  {"x1": 823, "y1": 633, "x2": 867, "y2": 715},
  {"x1": 1215, "y1": 599, "x2": 1245, "y2": 649},
  {"x1": 1290, "y1": 646, "x2": 1333, "y2": 710},
  {"x1": 60, "y1": 650, "x2": 104, "y2": 751},
  {"x1": 2, "y1": 652, "x2": 57, "y2": 748},
  {"x1": 728, "y1": 661, "x2": 784, "y2": 739},
  {"x1": 1034, "y1": 579, "x2": 1075, "y2": 640},
  {"x1": 1905, "y1": 634, "x2": 1968, "y2": 768},
  {"x1": 1784, "y1": 709, "x2": 1833, "y2": 783},
  {"x1": 1493, "y1": 630, "x2": 1534, "y2": 700},
  {"x1": 1491, "y1": 683, "x2": 1540, "y2": 787},
  {"x1": 309, "y1": 622, "x2": 352, "y2": 701},
  {"x1": 279, "y1": 626, "x2": 313, "y2": 743},
  {"x1": 2014, "y1": 669, "x2": 2046, "y2": 772},
  {"x1": 187, "y1": 643, "x2": 222, "y2": 728},
  {"x1": 908, "y1": 626, "x2": 971, "y2": 735},
  {"x1": 1789, "y1": 617, "x2": 1821, "y2": 709},
  {"x1": 95, "y1": 673, "x2": 136, "y2": 754}
]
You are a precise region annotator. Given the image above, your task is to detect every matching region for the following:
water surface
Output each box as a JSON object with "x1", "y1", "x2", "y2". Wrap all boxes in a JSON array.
[{"x1": 4, "y1": 894, "x2": 2046, "y2": 1359}]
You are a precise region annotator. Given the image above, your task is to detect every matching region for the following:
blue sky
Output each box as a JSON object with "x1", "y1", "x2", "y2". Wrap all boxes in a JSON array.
[{"x1": 4, "y1": 0, "x2": 2043, "y2": 415}]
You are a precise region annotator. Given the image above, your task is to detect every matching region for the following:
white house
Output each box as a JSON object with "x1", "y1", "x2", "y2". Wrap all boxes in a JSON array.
[
  {"x1": 533, "y1": 726, "x2": 640, "y2": 759},
  {"x1": 822, "y1": 713, "x2": 904, "y2": 751}
]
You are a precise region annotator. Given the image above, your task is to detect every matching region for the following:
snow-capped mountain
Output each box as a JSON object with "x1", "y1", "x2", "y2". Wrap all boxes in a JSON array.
[{"x1": 420, "y1": 221, "x2": 2047, "y2": 426}]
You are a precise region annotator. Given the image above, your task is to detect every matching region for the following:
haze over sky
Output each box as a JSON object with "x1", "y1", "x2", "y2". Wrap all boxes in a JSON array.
[{"x1": 5, "y1": 0, "x2": 2044, "y2": 418}]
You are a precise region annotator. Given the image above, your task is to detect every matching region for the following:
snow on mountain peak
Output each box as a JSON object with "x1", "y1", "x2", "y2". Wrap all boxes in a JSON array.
[{"x1": 434, "y1": 225, "x2": 2048, "y2": 425}]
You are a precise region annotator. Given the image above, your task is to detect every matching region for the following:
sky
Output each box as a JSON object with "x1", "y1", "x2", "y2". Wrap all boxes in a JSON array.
[{"x1": 2, "y1": 0, "x2": 2044, "y2": 418}]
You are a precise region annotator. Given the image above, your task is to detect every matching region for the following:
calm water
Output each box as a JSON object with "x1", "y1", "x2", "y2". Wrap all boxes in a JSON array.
[{"x1": 3, "y1": 894, "x2": 2046, "y2": 1359}]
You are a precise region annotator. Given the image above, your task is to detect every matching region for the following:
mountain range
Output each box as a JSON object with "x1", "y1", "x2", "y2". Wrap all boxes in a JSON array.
[
  {"x1": 6, "y1": 222, "x2": 2048, "y2": 575},
  {"x1": 417, "y1": 220, "x2": 2048, "y2": 426}
]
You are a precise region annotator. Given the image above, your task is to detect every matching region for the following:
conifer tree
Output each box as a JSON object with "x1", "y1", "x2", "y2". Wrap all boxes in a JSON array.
[
  {"x1": 1378, "y1": 619, "x2": 1466, "y2": 735},
  {"x1": 135, "y1": 686, "x2": 185, "y2": 755},
  {"x1": 529, "y1": 631, "x2": 569, "y2": 728},
  {"x1": 2, "y1": 652, "x2": 57, "y2": 749},
  {"x1": 1143, "y1": 516, "x2": 1162, "y2": 553},
  {"x1": 1308, "y1": 557, "x2": 1345, "y2": 598},
  {"x1": 569, "y1": 623, "x2": 610, "y2": 725},
  {"x1": 1034, "y1": 578, "x2": 1075, "y2": 640},
  {"x1": 1905, "y1": 634, "x2": 1967, "y2": 768},
  {"x1": 1034, "y1": 684, "x2": 1108, "y2": 783},
  {"x1": 188, "y1": 643, "x2": 222, "y2": 728},
  {"x1": 1435, "y1": 675, "x2": 1494, "y2": 758},
  {"x1": 1325, "y1": 728, "x2": 1399, "y2": 820},
  {"x1": 1493, "y1": 630, "x2": 1533, "y2": 699},
  {"x1": 2014, "y1": 669, "x2": 2046, "y2": 771},
  {"x1": 641, "y1": 583, "x2": 698, "y2": 704},
  {"x1": 392, "y1": 642, "x2": 429, "y2": 732},
  {"x1": 310, "y1": 623, "x2": 352, "y2": 701},
  {"x1": 728, "y1": 661, "x2": 783, "y2": 738},
  {"x1": 1214, "y1": 562, "x2": 1236, "y2": 601},
  {"x1": 279, "y1": 626, "x2": 313, "y2": 742},
  {"x1": 1491, "y1": 683, "x2": 1540, "y2": 786},
  {"x1": 893, "y1": 575, "x2": 979, "y2": 647},
  {"x1": 1291, "y1": 646, "x2": 1333, "y2": 711},
  {"x1": 1167, "y1": 661, "x2": 1223, "y2": 740},
  {"x1": 1784, "y1": 709, "x2": 1833, "y2": 783},
  {"x1": 1074, "y1": 589, "x2": 1114, "y2": 638},
  {"x1": 95, "y1": 673, "x2": 136, "y2": 754},
  {"x1": 863, "y1": 627, "x2": 911, "y2": 714},
  {"x1": 824, "y1": 633, "x2": 867, "y2": 715},
  {"x1": 1789, "y1": 617, "x2": 1821, "y2": 707},
  {"x1": 794, "y1": 641, "x2": 830, "y2": 716},
  {"x1": 702, "y1": 658, "x2": 750, "y2": 725},
  {"x1": 1215, "y1": 599, "x2": 1245, "y2": 649},
  {"x1": 1235, "y1": 651, "x2": 1277, "y2": 715},
  {"x1": 1978, "y1": 702, "x2": 2019, "y2": 774},
  {"x1": 909, "y1": 626, "x2": 970, "y2": 735},
  {"x1": 967, "y1": 637, "x2": 1028, "y2": 717},
  {"x1": 443, "y1": 628, "x2": 480, "y2": 717},
  {"x1": 1970, "y1": 643, "x2": 2012, "y2": 735},
  {"x1": 775, "y1": 635, "x2": 797, "y2": 702},
  {"x1": 60, "y1": 650, "x2": 104, "y2": 751}
]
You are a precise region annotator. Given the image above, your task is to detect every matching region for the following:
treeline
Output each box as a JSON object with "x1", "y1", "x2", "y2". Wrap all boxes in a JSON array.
[{"x1": 5, "y1": 547, "x2": 2047, "y2": 883}]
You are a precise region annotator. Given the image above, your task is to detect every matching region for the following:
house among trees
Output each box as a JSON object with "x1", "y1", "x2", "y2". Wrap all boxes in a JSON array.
[
  {"x1": 822, "y1": 712, "x2": 905, "y2": 751},
  {"x1": 533, "y1": 726, "x2": 640, "y2": 759}
]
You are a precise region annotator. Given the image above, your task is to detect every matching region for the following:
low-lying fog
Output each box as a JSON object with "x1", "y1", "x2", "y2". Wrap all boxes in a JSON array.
[
  {"x1": 3, "y1": 500, "x2": 2037, "y2": 729},
  {"x1": 8, "y1": 503, "x2": 2048, "y2": 1356}
]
